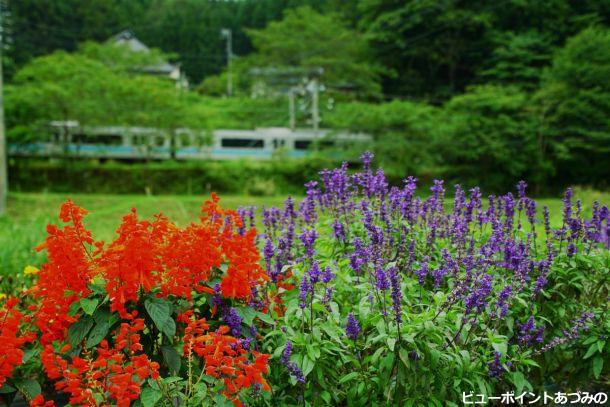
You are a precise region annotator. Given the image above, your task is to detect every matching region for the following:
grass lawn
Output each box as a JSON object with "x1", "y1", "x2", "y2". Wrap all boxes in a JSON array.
[
  {"x1": 1, "y1": 189, "x2": 609, "y2": 294},
  {"x1": 0, "y1": 192, "x2": 295, "y2": 293}
]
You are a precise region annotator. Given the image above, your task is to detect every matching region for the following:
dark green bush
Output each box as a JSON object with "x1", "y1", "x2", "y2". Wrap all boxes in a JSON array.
[{"x1": 8, "y1": 157, "x2": 336, "y2": 196}]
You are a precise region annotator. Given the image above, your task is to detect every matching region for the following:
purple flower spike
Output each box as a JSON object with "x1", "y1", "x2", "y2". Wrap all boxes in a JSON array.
[{"x1": 345, "y1": 312, "x2": 361, "y2": 341}]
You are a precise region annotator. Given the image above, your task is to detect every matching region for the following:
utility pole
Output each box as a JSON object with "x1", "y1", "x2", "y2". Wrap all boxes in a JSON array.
[
  {"x1": 0, "y1": 4, "x2": 6, "y2": 216},
  {"x1": 311, "y1": 78, "x2": 319, "y2": 138},
  {"x1": 221, "y1": 28, "x2": 233, "y2": 97},
  {"x1": 288, "y1": 88, "x2": 296, "y2": 131}
]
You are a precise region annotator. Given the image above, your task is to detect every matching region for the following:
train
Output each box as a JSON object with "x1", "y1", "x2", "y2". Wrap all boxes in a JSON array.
[{"x1": 8, "y1": 121, "x2": 371, "y2": 161}]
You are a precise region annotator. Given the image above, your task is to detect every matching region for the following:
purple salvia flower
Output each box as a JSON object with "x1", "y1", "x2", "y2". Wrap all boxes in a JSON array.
[
  {"x1": 374, "y1": 266, "x2": 390, "y2": 291},
  {"x1": 299, "y1": 228, "x2": 318, "y2": 259},
  {"x1": 495, "y1": 284, "x2": 512, "y2": 318},
  {"x1": 224, "y1": 308, "x2": 242, "y2": 336},
  {"x1": 361, "y1": 151, "x2": 374, "y2": 172},
  {"x1": 263, "y1": 237, "x2": 275, "y2": 277},
  {"x1": 517, "y1": 180, "x2": 527, "y2": 200},
  {"x1": 322, "y1": 266, "x2": 335, "y2": 283},
  {"x1": 308, "y1": 261, "x2": 321, "y2": 284},
  {"x1": 464, "y1": 273, "x2": 493, "y2": 315},
  {"x1": 415, "y1": 257, "x2": 429, "y2": 285},
  {"x1": 516, "y1": 316, "x2": 545, "y2": 347},
  {"x1": 488, "y1": 352, "x2": 511, "y2": 378},
  {"x1": 536, "y1": 312, "x2": 594, "y2": 355},
  {"x1": 298, "y1": 274, "x2": 312, "y2": 309},
  {"x1": 388, "y1": 266, "x2": 402, "y2": 323},
  {"x1": 345, "y1": 313, "x2": 361, "y2": 341},
  {"x1": 282, "y1": 341, "x2": 305, "y2": 383},
  {"x1": 332, "y1": 219, "x2": 347, "y2": 242}
]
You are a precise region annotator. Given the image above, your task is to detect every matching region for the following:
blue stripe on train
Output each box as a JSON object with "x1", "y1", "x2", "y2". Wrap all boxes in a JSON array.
[{"x1": 10, "y1": 143, "x2": 315, "y2": 159}]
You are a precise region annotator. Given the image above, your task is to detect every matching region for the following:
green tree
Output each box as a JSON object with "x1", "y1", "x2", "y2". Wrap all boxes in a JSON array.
[
  {"x1": 536, "y1": 26, "x2": 610, "y2": 188},
  {"x1": 242, "y1": 6, "x2": 381, "y2": 98},
  {"x1": 477, "y1": 31, "x2": 552, "y2": 90},
  {"x1": 5, "y1": 49, "x2": 198, "y2": 144},
  {"x1": 5, "y1": 0, "x2": 151, "y2": 77},
  {"x1": 357, "y1": 0, "x2": 610, "y2": 99},
  {"x1": 358, "y1": 0, "x2": 495, "y2": 99},
  {"x1": 326, "y1": 100, "x2": 442, "y2": 182},
  {"x1": 440, "y1": 85, "x2": 546, "y2": 191}
]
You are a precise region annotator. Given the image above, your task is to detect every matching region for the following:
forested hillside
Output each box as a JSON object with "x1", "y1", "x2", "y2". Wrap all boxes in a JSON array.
[{"x1": 4, "y1": 0, "x2": 610, "y2": 192}]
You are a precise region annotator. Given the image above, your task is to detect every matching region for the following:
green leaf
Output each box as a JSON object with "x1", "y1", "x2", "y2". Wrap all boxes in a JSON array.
[
  {"x1": 80, "y1": 298, "x2": 99, "y2": 316},
  {"x1": 22, "y1": 349, "x2": 39, "y2": 364},
  {"x1": 387, "y1": 337, "x2": 396, "y2": 352},
  {"x1": 301, "y1": 354, "x2": 315, "y2": 377},
  {"x1": 592, "y1": 356, "x2": 603, "y2": 379},
  {"x1": 339, "y1": 372, "x2": 359, "y2": 384},
  {"x1": 193, "y1": 381, "x2": 208, "y2": 398},
  {"x1": 162, "y1": 376, "x2": 183, "y2": 385},
  {"x1": 235, "y1": 307, "x2": 256, "y2": 325},
  {"x1": 0, "y1": 383, "x2": 16, "y2": 394},
  {"x1": 86, "y1": 320, "x2": 110, "y2": 348},
  {"x1": 597, "y1": 340, "x2": 606, "y2": 353},
  {"x1": 399, "y1": 348, "x2": 410, "y2": 367},
  {"x1": 89, "y1": 283, "x2": 107, "y2": 296},
  {"x1": 491, "y1": 341, "x2": 507, "y2": 355},
  {"x1": 69, "y1": 317, "x2": 94, "y2": 346},
  {"x1": 583, "y1": 343, "x2": 599, "y2": 359},
  {"x1": 15, "y1": 379, "x2": 41, "y2": 400},
  {"x1": 256, "y1": 311, "x2": 275, "y2": 325},
  {"x1": 161, "y1": 317, "x2": 176, "y2": 340},
  {"x1": 67, "y1": 301, "x2": 82, "y2": 317},
  {"x1": 140, "y1": 387, "x2": 162, "y2": 407},
  {"x1": 161, "y1": 345, "x2": 181, "y2": 375},
  {"x1": 145, "y1": 297, "x2": 171, "y2": 332},
  {"x1": 512, "y1": 371, "x2": 526, "y2": 394}
]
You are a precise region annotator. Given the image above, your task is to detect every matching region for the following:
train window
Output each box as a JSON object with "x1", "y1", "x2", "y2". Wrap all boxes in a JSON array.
[
  {"x1": 179, "y1": 134, "x2": 192, "y2": 147},
  {"x1": 195, "y1": 135, "x2": 207, "y2": 147},
  {"x1": 154, "y1": 136, "x2": 166, "y2": 147},
  {"x1": 294, "y1": 140, "x2": 312, "y2": 150},
  {"x1": 132, "y1": 135, "x2": 146, "y2": 145},
  {"x1": 221, "y1": 138, "x2": 264, "y2": 148},
  {"x1": 272, "y1": 139, "x2": 286, "y2": 149},
  {"x1": 72, "y1": 133, "x2": 123, "y2": 145}
]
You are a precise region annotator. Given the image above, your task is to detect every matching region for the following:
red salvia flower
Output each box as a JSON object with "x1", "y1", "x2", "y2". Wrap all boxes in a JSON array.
[
  {"x1": 9, "y1": 194, "x2": 273, "y2": 407},
  {"x1": 0, "y1": 298, "x2": 35, "y2": 387},
  {"x1": 33, "y1": 201, "x2": 95, "y2": 344}
]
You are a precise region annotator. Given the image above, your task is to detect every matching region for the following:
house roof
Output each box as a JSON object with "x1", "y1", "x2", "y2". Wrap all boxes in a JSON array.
[{"x1": 112, "y1": 30, "x2": 178, "y2": 75}]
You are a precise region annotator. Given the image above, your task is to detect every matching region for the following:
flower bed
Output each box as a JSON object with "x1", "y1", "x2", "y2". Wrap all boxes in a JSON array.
[
  {"x1": 1, "y1": 194, "x2": 271, "y2": 406},
  {"x1": 1, "y1": 153, "x2": 608, "y2": 406}
]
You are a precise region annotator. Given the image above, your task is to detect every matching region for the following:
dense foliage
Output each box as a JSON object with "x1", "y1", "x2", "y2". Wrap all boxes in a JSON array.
[
  {"x1": 8, "y1": 157, "x2": 336, "y2": 196},
  {"x1": 4, "y1": 2, "x2": 610, "y2": 191},
  {"x1": 1, "y1": 155, "x2": 609, "y2": 404},
  {"x1": 0, "y1": 196, "x2": 274, "y2": 406},
  {"x1": 327, "y1": 27, "x2": 610, "y2": 192},
  {"x1": 6, "y1": 0, "x2": 608, "y2": 97},
  {"x1": 255, "y1": 153, "x2": 609, "y2": 404}
]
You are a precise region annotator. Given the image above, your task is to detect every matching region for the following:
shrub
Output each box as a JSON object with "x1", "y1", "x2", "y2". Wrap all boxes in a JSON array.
[
  {"x1": 2, "y1": 154, "x2": 609, "y2": 406},
  {"x1": 8, "y1": 157, "x2": 336, "y2": 196},
  {"x1": 256, "y1": 153, "x2": 609, "y2": 405},
  {"x1": 0, "y1": 195, "x2": 274, "y2": 406}
]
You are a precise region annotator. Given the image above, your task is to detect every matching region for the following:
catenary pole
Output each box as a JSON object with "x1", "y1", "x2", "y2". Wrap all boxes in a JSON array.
[
  {"x1": 0, "y1": 5, "x2": 7, "y2": 216},
  {"x1": 221, "y1": 28, "x2": 233, "y2": 97}
]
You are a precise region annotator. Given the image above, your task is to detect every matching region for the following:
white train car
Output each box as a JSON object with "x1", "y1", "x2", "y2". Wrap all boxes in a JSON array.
[{"x1": 9, "y1": 122, "x2": 371, "y2": 160}]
